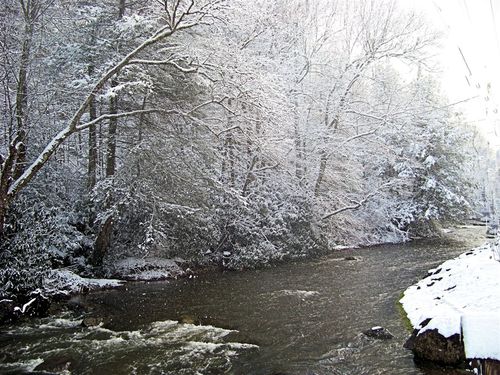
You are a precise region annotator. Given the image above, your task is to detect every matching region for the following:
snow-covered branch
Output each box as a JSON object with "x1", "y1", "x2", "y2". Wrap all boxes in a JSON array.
[
  {"x1": 129, "y1": 59, "x2": 198, "y2": 73},
  {"x1": 75, "y1": 109, "x2": 180, "y2": 132},
  {"x1": 321, "y1": 194, "x2": 375, "y2": 221}
]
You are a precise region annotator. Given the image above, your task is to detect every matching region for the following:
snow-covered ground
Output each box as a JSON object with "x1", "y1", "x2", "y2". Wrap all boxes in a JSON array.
[{"x1": 400, "y1": 242, "x2": 500, "y2": 360}]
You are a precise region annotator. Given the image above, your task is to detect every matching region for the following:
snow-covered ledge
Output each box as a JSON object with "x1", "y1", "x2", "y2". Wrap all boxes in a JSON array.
[{"x1": 400, "y1": 242, "x2": 500, "y2": 366}]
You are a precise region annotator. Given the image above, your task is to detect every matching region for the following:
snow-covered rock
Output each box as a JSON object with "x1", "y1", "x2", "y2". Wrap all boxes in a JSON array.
[
  {"x1": 362, "y1": 326, "x2": 394, "y2": 340},
  {"x1": 107, "y1": 257, "x2": 186, "y2": 281},
  {"x1": 44, "y1": 269, "x2": 125, "y2": 295},
  {"x1": 400, "y1": 242, "x2": 500, "y2": 363}
]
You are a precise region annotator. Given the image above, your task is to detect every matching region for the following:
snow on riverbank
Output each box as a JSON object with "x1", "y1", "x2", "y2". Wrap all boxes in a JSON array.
[
  {"x1": 107, "y1": 257, "x2": 186, "y2": 281},
  {"x1": 41, "y1": 257, "x2": 187, "y2": 296},
  {"x1": 400, "y1": 242, "x2": 500, "y2": 360},
  {"x1": 44, "y1": 269, "x2": 125, "y2": 295}
]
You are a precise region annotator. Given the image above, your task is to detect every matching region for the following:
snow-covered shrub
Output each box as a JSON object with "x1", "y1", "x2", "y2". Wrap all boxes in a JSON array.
[
  {"x1": 0, "y1": 246, "x2": 49, "y2": 299},
  {"x1": 0, "y1": 163, "x2": 92, "y2": 298},
  {"x1": 208, "y1": 189, "x2": 324, "y2": 269},
  {"x1": 99, "y1": 145, "x2": 325, "y2": 269}
]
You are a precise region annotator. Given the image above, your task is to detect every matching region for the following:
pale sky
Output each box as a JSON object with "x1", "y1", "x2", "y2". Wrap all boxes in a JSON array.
[{"x1": 403, "y1": 0, "x2": 500, "y2": 147}]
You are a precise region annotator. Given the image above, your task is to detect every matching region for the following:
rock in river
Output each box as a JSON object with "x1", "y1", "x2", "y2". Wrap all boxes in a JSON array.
[
  {"x1": 363, "y1": 326, "x2": 394, "y2": 340},
  {"x1": 33, "y1": 354, "x2": 76, "y2": 373},
  {"x1": 404, "y1": 328, "x2": 465, "y2": 366}
]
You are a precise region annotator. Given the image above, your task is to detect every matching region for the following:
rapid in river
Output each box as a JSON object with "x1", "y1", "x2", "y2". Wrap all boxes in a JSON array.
[{"x1": 0, "y1": 226, "x2": 488, "y2": 375}]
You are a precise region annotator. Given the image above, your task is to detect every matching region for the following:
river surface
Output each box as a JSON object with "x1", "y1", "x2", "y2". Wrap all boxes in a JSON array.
[{"x1": 0, "y1": 226, "x2": 488, "y2": 375}]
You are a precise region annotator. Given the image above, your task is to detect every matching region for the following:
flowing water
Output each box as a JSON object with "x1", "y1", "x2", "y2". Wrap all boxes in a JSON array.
[{"x1": 0, "y1": 226, "x2": 488, "y2": 375}]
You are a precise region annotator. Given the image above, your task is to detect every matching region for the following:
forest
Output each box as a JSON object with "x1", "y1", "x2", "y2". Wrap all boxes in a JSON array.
[{"x1": 0, "y1": 0, "x2": 490, "y2": 300}]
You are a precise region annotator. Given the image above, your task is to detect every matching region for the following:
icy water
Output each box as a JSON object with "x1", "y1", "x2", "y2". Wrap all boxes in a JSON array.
[{"x1": 0, "y1": 226, "x2": 488, "y2": 375}]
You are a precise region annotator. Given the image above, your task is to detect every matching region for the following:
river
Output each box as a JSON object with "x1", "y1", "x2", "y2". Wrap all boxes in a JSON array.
[{"x1": 0, "y1": 226, "x2": 488, "y2": 374}]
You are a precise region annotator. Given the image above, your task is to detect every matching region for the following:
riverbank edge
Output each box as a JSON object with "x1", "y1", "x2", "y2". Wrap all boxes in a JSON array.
[
  {"x1": 0, "y1": 254, "x2": 244, "y2": 326},
  {"x1": 399, "y1": 241, "x2": 500, "y2": 373},
  {"x1": 0, "y1": 258, "x2": 195, "y2": 325},
  {"x1": 0, "y1": 225, "x2": 482, "y2": 326}
]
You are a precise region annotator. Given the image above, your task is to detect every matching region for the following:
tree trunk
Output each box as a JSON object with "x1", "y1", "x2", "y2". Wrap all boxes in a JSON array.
[
  {"x1": 106, "y1": 81, "x2": 118, "y2": 178},
  {"x1": 118, "y1": 0, "x2": 126, "y2": 18},
  {"x1": 293, "y1": 97, "x2": 305, "y2": 184},
  {"x1": 94, "y1": 79, "x2": 118, "y2": 268},
  {"x1": 228, "y1": 133, "x2": 235, "y2": 187},
  {"x1": 92, "y1": 0, "x2": 126, "y2": 265},
  {"x1": 13, "y1": 6, "x2": 35, "y2": 180},
  {"x1": 0, "y1": 194, "x2": 7, "y2": 239},
  {"x1": 92, "y1": 215, "x2": 113, "y2": 266},
  {"x1": 0, "y1": 138, "x2": 19, "y2": 238},
  {"x1": 242, "y1": 155, "x2": 257, "y2": 196},
  {"x1": 87, "y1": 91, "x2": 97, "y2": 191},
  {"x1": 314, "y1": 150, "x2": 328, "y2": 196},
  {"x1": 136, "y1": 94, "x2": 147, "y2": 178}
]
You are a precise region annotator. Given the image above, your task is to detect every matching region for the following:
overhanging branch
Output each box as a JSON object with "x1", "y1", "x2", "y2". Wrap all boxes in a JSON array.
[
  {"x1": 321, "y1": 194, "x2": 374, "y2": 221},
  {"x1": 321, "y1": 181, "x2": 395, "y2": 221}
]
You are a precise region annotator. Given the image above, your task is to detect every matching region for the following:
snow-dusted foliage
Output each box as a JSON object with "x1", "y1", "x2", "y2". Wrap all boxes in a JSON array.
[
  {"x1": 0, "y1": 0, "x2": 488, "y2": 297},
  {"x1": 0, "y1": 162, "x2": 92, "y2": 298}
]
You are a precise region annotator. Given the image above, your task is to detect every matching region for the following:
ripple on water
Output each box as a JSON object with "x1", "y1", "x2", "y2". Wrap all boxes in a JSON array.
[{"x1": 0, "y1": 318, "x2": 258, "y2": 374}]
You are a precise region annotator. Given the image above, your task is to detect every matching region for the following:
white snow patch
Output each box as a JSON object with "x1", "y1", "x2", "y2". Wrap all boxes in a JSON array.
[
  {"x1": 462, "y1": 312, "x2": 500, "y2": 360},
  {"x1": 424, "y1": 177, "x2": 437, "y2": 190},
  {"x1": 400, "y1": 242, "x2": 500, "y2": 360},
  {"x1": 423, "y1": 155, "x2": 437, "y2": 168}
]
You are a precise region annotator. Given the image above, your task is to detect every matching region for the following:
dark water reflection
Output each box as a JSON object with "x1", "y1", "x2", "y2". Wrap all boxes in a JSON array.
[{"x1": 0, "y1": 226, "x2": 486, "y2": 374}]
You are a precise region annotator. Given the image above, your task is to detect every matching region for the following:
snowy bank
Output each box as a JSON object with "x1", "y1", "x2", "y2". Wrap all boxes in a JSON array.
[
  {"x1": 0, "y1": 270, "x2": 125, "y2": 324},
  {"x1": 400, "y1": 242, "x2": 500, "y2": 363},
  {"x1": 106, "y1": 257, "x2": 186, "y2": 281},
  {"x1": 44, "y1": 269, "x2": 125, "y2": 295},
  {"x1": 1, "y1": 258, "x2": 188, "y2": 324}
]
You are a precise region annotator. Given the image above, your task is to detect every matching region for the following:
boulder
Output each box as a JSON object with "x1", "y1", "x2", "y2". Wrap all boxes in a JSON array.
[
  {"x1": 33, "y1": 354, "x2": 75, "y2": 373},
  {"x1": 67, "y1": 296, "x2": 87, "y2": 314},
  {"x1": 363, "y1": 326, "x2": 394, "y2": 340},
  {"x1": 81, "y1": 316, "x2": 102, "y2": 327},
  {"x1": 404, "y1": 328, "x2": 465, "y2": 366}
]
